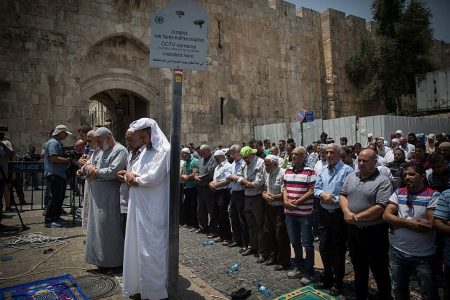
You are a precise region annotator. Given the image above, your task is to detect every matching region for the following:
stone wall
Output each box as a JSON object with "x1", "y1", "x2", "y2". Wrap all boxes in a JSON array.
[{"x1": 0, "y1": 0, "x2": 448, "y2": 152}]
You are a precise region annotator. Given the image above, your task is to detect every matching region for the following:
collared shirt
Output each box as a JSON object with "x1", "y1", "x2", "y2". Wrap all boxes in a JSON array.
[
  {"x1": 183, "y1": 155, "x2": 199, "y2": 189},
  {"x1": 43, "y1": 137, "x2": 66, "y2": 179},
  {"x1": 213, "y1": 160, "x2": 231, "y2": 190},
  {"x1": 227, "y1": 158, "x2": 245, "y2": 192},
  {"x1": 341, "y1": 169, "x2": 393, "y2": 227},
  {"x1": 390, "y1": 187, "x2": 439, "y2": 256},
  {"x1": 306, "y1": 152, "x2": 319, "y2": 169},
  {"x1": 283, "y1": 164, "x2": 316, "y2": 216},
  {"x1": 238, "y1": 156, "x2": 265, "y2": 196},
  {"x1": 264, "y1": 166, "x2": 285, "y2": 206},
  {"x1": 434, "y1": 189, "x2": 450, "y2": 265},
  {"x1": 198, "y1": 154, "x2": 217, "y2": 186},
  {"x1": 314, "y1": 160, "x2": 354, "y2": 210}
]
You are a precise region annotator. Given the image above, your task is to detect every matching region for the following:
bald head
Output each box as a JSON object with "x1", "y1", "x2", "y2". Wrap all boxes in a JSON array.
[{"x1": 358, "y1": 148, "x2": 377, "y2": 178}]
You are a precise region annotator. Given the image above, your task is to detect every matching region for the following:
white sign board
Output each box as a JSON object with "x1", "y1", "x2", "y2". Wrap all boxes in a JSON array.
[{"x1": 150, "y1": 0, "x2": 209, "y2": 71}]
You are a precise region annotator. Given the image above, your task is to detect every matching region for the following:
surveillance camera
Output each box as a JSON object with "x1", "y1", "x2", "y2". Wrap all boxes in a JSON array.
[{"x1": 194, "y1": 20, "x2": 205, "y2": 28}]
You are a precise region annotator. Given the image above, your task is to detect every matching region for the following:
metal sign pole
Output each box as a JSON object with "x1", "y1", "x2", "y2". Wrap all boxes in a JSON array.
[{"x1": 168, "y1": 68, "x2": 183, "y2": 299}]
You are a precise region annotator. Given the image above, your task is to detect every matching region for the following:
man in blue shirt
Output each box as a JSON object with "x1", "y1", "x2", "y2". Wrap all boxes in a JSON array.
[
  {"x1": 43, "y1": 125, "x2": 72, "y2": 226},
  {"x1": 314, "y1": 144, "x2": 353, "y2": 296}
]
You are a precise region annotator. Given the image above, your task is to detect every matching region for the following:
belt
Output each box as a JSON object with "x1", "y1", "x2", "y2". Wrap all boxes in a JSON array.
[
  {"x1": 320, "y1": 206, "x2": 341, "y2": 214},
  {"x1": 231, "y1": 190, "x2": 245, "y2": 193},
  {"x1": 245, "y1": 194, "x2": 261, "y2": 198}
]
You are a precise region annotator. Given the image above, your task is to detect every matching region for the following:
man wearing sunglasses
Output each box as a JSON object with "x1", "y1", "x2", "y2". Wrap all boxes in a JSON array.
[{"x1": 383, "y1": 161, "x2": 440, "y2": 300}]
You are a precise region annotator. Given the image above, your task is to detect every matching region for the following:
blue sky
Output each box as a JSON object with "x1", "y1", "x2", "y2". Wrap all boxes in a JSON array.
[{"x1": 286, "y1": 0, "x2": 450, "y2": 42}]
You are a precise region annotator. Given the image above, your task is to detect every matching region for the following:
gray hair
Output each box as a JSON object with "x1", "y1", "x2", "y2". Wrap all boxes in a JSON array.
[
  {"x1": 294, "y1": 146, "x2": 307, "y2": 155},
  {"x1": 199, "y1": 144, "x2": 211, "y2": 152},
  {"x1": 229, "y1": 144, "x2": 241, "y2": 152},
  {"x1": 325, "y1": 143, "x2": 341, "y2": 153}
]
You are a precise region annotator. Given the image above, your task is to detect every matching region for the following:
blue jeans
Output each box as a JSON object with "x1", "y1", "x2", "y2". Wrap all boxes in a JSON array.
[
  {"x1": 285, "y1": 214, "x2": 314, "y2": 276},
  {"x1": 390, "y1": 247, "x2": 439, "y2": 300}
]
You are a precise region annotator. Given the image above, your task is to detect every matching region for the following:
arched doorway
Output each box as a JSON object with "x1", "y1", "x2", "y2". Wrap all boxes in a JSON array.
[
  {"x1": 80, "y1": 33, "x2": 164, "y2": 143},
  {"x1": 88, "y1": 89, "x2": 148, "y2": 143}
]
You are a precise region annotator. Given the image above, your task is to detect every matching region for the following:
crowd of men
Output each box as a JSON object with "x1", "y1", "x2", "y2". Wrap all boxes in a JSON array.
[
  {"x1": 180, "y1": 131, "x2": 450, "y2": 299},
  {"x1": 2, "y1": 123, "x2": 450, "y2": 299}
]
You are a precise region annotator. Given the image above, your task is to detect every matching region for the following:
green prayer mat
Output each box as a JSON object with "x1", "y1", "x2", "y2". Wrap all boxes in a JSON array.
[{"x1": 274, "y1": 285, "x2": 336, "y2": 300}]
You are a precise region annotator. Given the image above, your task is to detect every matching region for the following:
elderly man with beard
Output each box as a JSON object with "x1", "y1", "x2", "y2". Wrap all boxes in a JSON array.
[
  {"x1": 119, "y1": 118, "x2": 171, "y2": 300},
  {"x1": 262, "y1": 154, "x2": 290, "y2": 270},
  {"x1": 116, "y1": 129, "x2": 143, "y2": 237},
  {"x1": 83, "y1": 127, "x2": 128, "y2": 272},
  {"x1": 340, "y1": 148, "x2": 393, "y2": 300},
  {"x1": 383, "y1": 161, "x2": 440, "y2": 300}
]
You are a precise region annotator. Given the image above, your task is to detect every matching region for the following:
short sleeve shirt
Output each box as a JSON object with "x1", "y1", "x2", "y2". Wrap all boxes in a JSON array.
[
  {"x1": 340, "y1": 169, "x2": 392, "y2": 227},
  {"x1": 389, "y1": 187, "x2": 439, "y2": 256},
  {"x1": 183, "y1": 156, "x2": 199, "y2": 189},
  {"x1": 283, "y1": 165, "x2": 316, "y2": 216},
  {"x1": 43, "y1": 137, "x2": 67, "y2": 179}
]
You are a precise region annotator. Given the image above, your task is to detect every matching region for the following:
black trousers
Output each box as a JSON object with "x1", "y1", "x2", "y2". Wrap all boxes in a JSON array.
[
  {"x1": 45, "y1": 175, "x2": 67, "y2": 222},
  {"x1": 263, "y1": 203, "x2": 290, "y2": 266},
  {"x1": 183, "y1": 186, "x2": 198, "y2": 228},
  {"x1": 215, "y1": 188, "x2": 232, "y2": 240},
  {"x1": 347, "y1": 223, "x2": 392, "y2": 300},
  {"x1": 244, "y1": 194, "x2": 267, "y2": 255},
  {"x1": 318, "y1": 206, "x2": 347, "y2": 289},
  {"x1": 197, "y1": 186, "x2": 218, "y2": 233},
  {"x1": 120, "y1": 213, "x2": 127, "y2": 238},
  {"x1": 230, "y1": 190, "x2": 249, "y2": 247}
]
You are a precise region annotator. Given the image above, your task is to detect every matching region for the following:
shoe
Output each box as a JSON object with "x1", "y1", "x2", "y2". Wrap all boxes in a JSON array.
[
  {"x1": 230, "y1": 287, "x2": 251, "y2": 299},
  {"x1": 328, "y1": 286, "x2": 341, "y2": 296},
  {"x1": 300, "y1": 275, "x2": 314, "y2": 285},
  {"x1": 256, "y1": 256, "x2": 268, "y2": 263},
  {"x1": 228, "y1": 242, "x2": 240, "y2": 248},
  {"x1": 314, "y1": 236, "x2": 319, "y2": 242},
  {"x1": 314, "y1": 282, "x2": 332, "y2": 290},
  {"x1": 60, "y1": 208, "x2": 68, "y2": 215},
  {"x1": 238, "y1": 247, "x2": 248, "y2": 254},
  {"x1": 195, "y1": 228, "x2": 206, "y2": 234},
  {"x1": 207, "y1": 233, "x2": 218, "y2": 239},
  {"x1": 264, "y1": 258, "x2": 276, "y2": 266},
  {"x1": 222, "y1": 240, "x2": 230, "y2": 246},
  {"x1": 274, "y1": 264, "x2": 289, "y2": 271},
  {"x1": 241, "y1": 248, "x2": 256, "y2": 256},
  {"x1": 213, "y1": 236, "x2": 222, "y2": 242},
  {"x1": 287, "y1": 267, "x2": 302, "y2": 279}
]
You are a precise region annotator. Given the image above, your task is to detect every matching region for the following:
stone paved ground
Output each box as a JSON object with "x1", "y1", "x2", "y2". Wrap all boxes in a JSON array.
[
  {"x1": 1, "y1": 188, "x2": 445, "y2": 300},
  {"x1": 179, "y1": 226, "x2": 444, "y2": 300},
  {"x1": 0, "y1": 198, "x2": 224, "y2": 299}
]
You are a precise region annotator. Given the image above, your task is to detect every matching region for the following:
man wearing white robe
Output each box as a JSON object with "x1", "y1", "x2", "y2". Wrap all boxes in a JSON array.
[
  {"x1": 83, "y1": 127, "x2": 128, "y2": 269},
  {"x1": 119, "y1": 118, "x2": 170, "y2": 300}
]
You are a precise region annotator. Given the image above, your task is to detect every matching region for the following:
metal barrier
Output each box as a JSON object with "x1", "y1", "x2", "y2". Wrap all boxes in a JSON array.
[{"x1": 7, "y1": 161, "x2": 83, "y2": 220}]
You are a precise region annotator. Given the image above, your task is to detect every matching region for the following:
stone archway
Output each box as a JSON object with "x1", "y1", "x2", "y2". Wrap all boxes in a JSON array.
[
  {"x1": 79, "y1": 33, "x2": 163, "y2": 142},
  {"x1": 88, "y1": 89, "x2": 148, "y2": 143}
]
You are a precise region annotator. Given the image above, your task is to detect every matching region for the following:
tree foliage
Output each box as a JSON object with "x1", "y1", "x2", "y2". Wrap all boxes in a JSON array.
[{"x1": 345, "y1": 0, "x2": 433, "y2": 113}]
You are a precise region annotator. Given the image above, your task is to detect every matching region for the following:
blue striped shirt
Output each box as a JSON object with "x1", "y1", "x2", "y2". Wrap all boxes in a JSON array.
[{"x1": 434, "y1": 189, "x2": 450, "y2": 265}]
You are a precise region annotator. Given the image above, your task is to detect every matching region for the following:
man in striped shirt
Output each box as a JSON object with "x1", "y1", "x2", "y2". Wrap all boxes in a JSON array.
[
  {"x1": 283, "y1": 146, "x2": 316, "y2": 284},
  {"x1": 383, "y1": 161, "x2": 439, "y2": 299}
]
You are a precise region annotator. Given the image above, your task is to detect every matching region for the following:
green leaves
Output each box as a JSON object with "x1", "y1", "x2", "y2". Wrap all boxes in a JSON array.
[{"x1": 345, "y1": 0, "x2": 433, "y2": 113}]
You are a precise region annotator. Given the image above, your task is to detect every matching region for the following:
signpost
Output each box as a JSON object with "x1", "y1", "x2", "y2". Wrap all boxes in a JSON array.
[
  {"x1": 150, "y1": 0, "x2": 209, "y2": 298},
  {"x1": 304, "y1": 110, "x2": 314, "y2": 123}
]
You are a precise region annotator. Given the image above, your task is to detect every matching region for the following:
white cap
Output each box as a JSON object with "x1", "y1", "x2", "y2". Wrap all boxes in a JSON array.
[
  {"x1": 265, "y1": 154, "x2": 279, "y2": 165},
  {"x1": 181, "y1": 147, "x2": 190, "y2": 154},
  {"x1": 93, "y1": 127, "x2": 112, "y2": 137},
  {"x1": 368, "y1": 133, "x2": 373, "y2": 138},
  {"x1": 213, "y1": 150, "x2": 225, "y2": 157},
  {"x1": 396, "y1": 130, "x2": 403, "y2": 135}
]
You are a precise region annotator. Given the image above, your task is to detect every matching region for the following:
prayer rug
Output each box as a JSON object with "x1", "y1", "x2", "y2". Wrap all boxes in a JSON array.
[
  {"x1": 0, "y1": 274, "x2": 89, "y2": 300},
  {"x1": 274, "y1": 285, "x2": 336, "y2": 300}
]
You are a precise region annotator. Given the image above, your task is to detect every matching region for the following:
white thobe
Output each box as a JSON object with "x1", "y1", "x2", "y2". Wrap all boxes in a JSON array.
[{"x1": 122, "y1": 146, "x2": 170, "y2": 300}]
